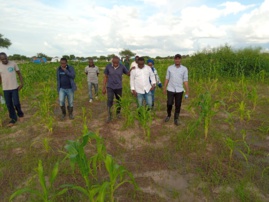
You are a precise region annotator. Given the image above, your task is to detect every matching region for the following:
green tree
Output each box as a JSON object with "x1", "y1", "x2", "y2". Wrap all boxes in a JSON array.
[
  {"x1": 99, "y1": 55, "x2": 107, "y2": 60},
  {"x1": 107, "y1": 54, "x2": 116, "y2": 60},
  {"x1": 62, "y1": 55, "x2": 70, "y2": 59},
  {"x1": 119, "y1": 49, "x2": 135, "y2": 57},
  {"x1": 70, "y1": 54, "x2": 75, "y2": 60},
  {"x1": 0, "y1": 34, "x2": 12, "y2": 48}
]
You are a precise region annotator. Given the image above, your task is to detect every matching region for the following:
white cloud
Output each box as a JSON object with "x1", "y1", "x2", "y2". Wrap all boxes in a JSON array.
[{"x1": 0, "y1": 0, "x2": 268, "y2": 57}]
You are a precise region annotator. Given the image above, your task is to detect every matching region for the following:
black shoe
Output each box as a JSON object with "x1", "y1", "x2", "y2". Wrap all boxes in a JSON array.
[
  {"x1": 164, "y1": 116, "x2": 170, "y2": 122},
  {"x1": 174, "y1": 119, "x2": 179, "y2": 126}
]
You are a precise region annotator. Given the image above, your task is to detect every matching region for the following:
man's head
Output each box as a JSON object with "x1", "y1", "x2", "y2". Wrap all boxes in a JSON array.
[
  {"x1": 60, "y1": 58, "x2": 68, "y2": 68},
  {"x1": 147, "y1": 59, "x2": 154, "y2": 67},
  {"x1": 135, "y1": 56, "x2": 139, "y2": 63},
  {"x1": 112, "y1": 56, "x2": 120, "y2": 68},
  {"x1": 0, "y1": 52, "x2": 8, "y2": 64},
  {"x1": 137, "y1": 57, "x2": 145, "y2": 69},
  {"x1": 88, "y1": 58, "x2": 94, "y2": 67},
  {"x1": 174, "y1": 54, "x2": 182, "y2": 66}
]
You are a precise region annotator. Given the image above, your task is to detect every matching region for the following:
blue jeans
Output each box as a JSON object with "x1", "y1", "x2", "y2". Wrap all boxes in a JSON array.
[
  {"x1": 59, "y1": 88, "x2": 74, "y2": 107},
  {"x1": 137, "y1": 91, "x2": 152, "y2": 108},
  {"x1": 88, "y1": 82, "x2": 98, "y2": 99},
  {"x1": 150, "y1": 89, "x2": 155, "y2": 103},
  {"x1": 4, "y1": 89, "x2": 24, "y2": 122}
]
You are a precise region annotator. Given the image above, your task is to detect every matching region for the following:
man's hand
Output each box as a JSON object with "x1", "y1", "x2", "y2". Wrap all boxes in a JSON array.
[
  {"x1": 132, "y1": 90, "x2": 137, "y2": 97},
  {"x1": 150, "y1": 84, "x2": 156, "y2": 91},
  {"x1": 18, "y1": 84, "x2": 23, "y2": 91},
  {"x1": 184, "y1": 94, "x2": 188, "y2": 99},
  {"x1": 163, "y1": 88, "x2": 167, "y2": 94},
  {"x1": 61, "y1": 66, "x2": 67, "y2": 71},
  {"x1": 102, "y1": 87, "x2": 106, "y2": 95}
]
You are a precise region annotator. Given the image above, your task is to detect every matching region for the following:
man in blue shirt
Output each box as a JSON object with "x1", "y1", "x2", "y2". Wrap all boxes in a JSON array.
[
  {"x1": 163, "y1": 54, "x2": 189, "y2": 126},
  {"x1": 57, "y1": 58, "x2": 77, "y2": 120},
  {"x1": 102, "y1": 56, "x2": 129, "y2": 122}
]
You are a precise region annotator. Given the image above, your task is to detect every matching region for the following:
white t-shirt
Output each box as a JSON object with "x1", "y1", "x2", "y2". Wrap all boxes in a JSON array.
[
  {"x1": 84, "y1": 66, "x2": 99, "y2": 84},
  {"x1": 0, "y1": 61, "x2": 20, "y2": 90}
]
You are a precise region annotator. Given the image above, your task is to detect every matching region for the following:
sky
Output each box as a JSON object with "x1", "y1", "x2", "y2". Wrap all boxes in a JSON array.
[{"x1": 0, "y1": 0, "x2": 269, "y2": 58}]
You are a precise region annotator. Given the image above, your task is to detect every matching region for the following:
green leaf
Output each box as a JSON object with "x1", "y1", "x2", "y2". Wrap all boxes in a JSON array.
[
  {"x1": 49, "y1": 161, "x2": 59, "y2": 185},
  {"x1": 9, "y1": 188, "x2": 39, "y2": 201}
]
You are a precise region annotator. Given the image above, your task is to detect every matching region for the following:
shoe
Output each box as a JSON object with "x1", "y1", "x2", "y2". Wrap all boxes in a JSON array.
[
  {"x1": 60, "y1": 106, "x2": 66, "y2": 120},
  {"x1": 164, "y1": 116, "x2": 170, "y2": 122},
  {"x1": 18, "y1": 116, "x2": 24, "y2": 122},
  {"x1": 7, "y1": 120, "x2": 16, "y2": 127},
  {"x1": 174, "y1": 119, "x2": 179, "y2": 126},
  {"x1": 68, "y1": 106, "x2": 74, "y2": 120},
  {"x1": 89, "y1": 99, "x2": 93, "y2": 103}
]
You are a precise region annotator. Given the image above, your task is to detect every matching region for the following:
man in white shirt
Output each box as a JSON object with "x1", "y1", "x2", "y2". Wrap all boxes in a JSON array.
[
  {"x1": 163, "y1": 54, "x2": 189, "y2": 126},
  {"x1": 0, "y1": 52, "x2": 24, "y2": 127},
  {"x1": 130, "y1": 57, "x2": 156, "y2": 109}
]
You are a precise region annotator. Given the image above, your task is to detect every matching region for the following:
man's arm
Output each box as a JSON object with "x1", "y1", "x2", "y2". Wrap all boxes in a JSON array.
[
  {"x1": 184, "y1": 81, "x2": 189, "y2": 96},
  {"x1": 163, "y1": 79, "x2": 169, "y2": 94},
  {"x1": 102, "y1": 74, "x2": 108, "y2": 94},
  {"x1": 16, "y1": 71, "x2": 24, "y2": 90},
  {"x1": 64, "y1": 66, "x2": 75, "y2": 79}
]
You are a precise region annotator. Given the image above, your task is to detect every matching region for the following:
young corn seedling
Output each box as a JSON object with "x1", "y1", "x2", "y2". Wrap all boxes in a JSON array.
[
  {"x1": 104, "y1": 154, "x2": 138, "y2": 202},
  {"x1": 247, "y1": 86, "x2": 258, "y2": 111},
  {"x1": 225, "y1": 130, "x2": 250, "y2": 164},
  {"x1": 9, "y1": 160, "x2": 67, "y2": 202},
  {"x1": 195, "y1": 91, "x2": 223, "y2": 140},
  {"x1": 237, "y1": 101, "x2": 251, "y2": 122},
  {"x1": 136, "y1": 106, "x2": 152, "y2": 141},
  {"x1": 90, "y1": 132, "x2": 107, "y2": 176}
]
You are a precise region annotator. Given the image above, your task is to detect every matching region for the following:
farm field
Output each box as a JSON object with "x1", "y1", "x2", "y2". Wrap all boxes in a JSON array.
[{"x1": 1, "y1": 47, "x2": 269, "y2": 201}]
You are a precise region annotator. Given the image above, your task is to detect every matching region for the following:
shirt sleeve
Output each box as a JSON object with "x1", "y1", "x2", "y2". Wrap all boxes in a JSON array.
[
  {"x1": 149, "y1": 68, "x2": 156, "y2": 85},
  {"x1": 84, "y1": 67, "x2": 88, "y2": 73},
  {"x1": 123, "y1": 65, "x2": 129, "y2": 74},
  {"x1": 130, "y1": 69, "x2": 135, "y2": 90},
  {"x1": 104, "y1": 65, "x2": 109, "y2": 75},
  {"x1": 183, "y1": 68, "x2": 188, "y2": 82},
  {"x1": 96, "y1": 66, "x2": 99, "y2": 74}
]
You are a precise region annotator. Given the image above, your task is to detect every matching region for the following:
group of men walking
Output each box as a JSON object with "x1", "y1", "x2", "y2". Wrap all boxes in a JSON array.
[{"x1": 0, "y1": 52, "x2": 189, "y2": 127}]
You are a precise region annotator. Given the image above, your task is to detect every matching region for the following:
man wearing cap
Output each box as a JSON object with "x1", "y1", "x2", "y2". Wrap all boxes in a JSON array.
[
  {"x1": 147, "y1": 58, "x2": 162, "y2": 108},
  {"x1": 163, "y1": 54, "x2": 189, "y2": 126},
  {"x1": 0, "y1": 52, "x2": 24, "y2": 127}
]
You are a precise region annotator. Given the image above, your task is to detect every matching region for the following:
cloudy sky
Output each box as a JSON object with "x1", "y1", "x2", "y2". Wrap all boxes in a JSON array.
[{"x1": 0, "y1": 0, "x2": 269, "y2": 57}]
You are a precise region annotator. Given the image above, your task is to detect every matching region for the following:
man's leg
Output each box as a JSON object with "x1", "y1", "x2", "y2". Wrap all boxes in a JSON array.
[
  {"x1": 114, "y1": 88, "x2": 122, "y2": 116},
  {"x1": 88, "y1": 82, "x2": 93, "y2": 102},
  {"x1": 151, "y1": 89, "x2": 155, "y2": 108},
  {"x1": 106, "y1": 88, "x2": 114, "y2": 122},
  {"x1": 145, "y1": 91, "x2": 153, "y2": 110},
  {"x1": 165, "y1": 91, "x2": 174, "y2": 122},
  {"x1": 12, "y1": 89, "x2": 24, "y2": 118},
  {"x1": 59, "y1": 88, "x2": 66, "y2": 119},
  {"x1": 93, "y1": 83, "x2": 98, "y2": 98},
  {"x1": 4, "y1": 90, "x2": 17, "y2": 125},
  {"x1": 137, "y1": 93, "x2": 144, "y2": 108},
  {"x1": 174, "y1": 91, "x2": 183, "y2": 126},
  {"x1": 67, "y1": 89, "x2": 74, "y2": 119}
]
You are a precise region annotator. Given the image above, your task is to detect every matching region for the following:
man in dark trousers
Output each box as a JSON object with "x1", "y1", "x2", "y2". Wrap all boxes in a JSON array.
[
  {"x1": 102, "y1": 56, "x2": 130, "y2": 123},
  {"x1": 163, "y1": 54, "x2": 189, "y2": 126},
  {"x1": 57, "y1": 58, "x2": 77, "y2": 120},
  {"x1": 0, "y1": 52, "x2": 24, "y2": 127}
]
